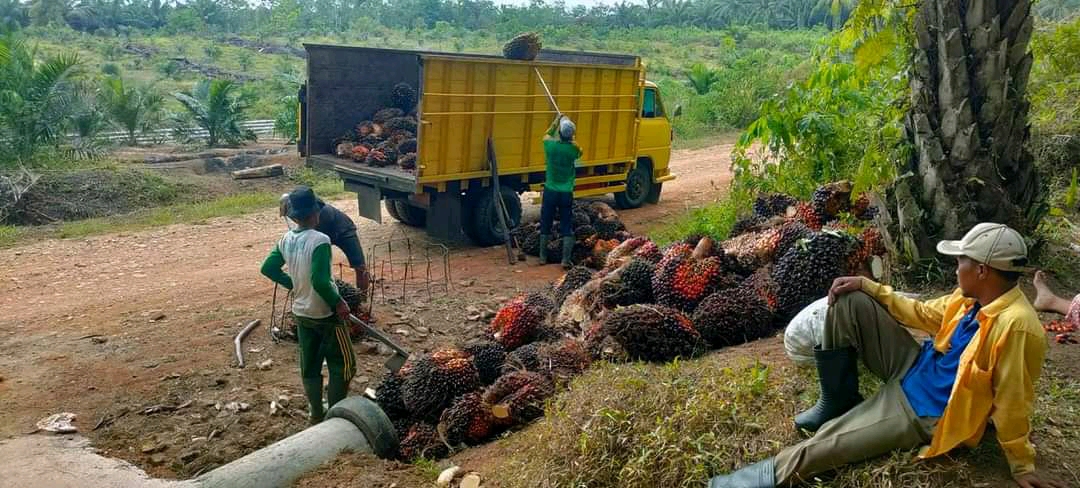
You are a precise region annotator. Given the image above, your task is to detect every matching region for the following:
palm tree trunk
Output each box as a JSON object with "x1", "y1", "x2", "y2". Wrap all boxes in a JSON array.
[{"x1": 896, "y1": 0, "x2": 1042, "y2": 258}]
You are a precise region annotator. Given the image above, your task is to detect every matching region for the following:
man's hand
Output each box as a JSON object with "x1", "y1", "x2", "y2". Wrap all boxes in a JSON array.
[
  {"x1": 335, "y1": 300, "x2": 351, "y2": 322},
  {"x1": 1014, "y1": 472, "x2": 1066, "y2": 488},
  {"x1": 828, "y1": 276, "x2": 863, "y2": 305}
]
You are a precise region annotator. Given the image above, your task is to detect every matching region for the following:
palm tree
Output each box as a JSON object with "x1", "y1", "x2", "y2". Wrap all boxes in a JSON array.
[
  {"x1": 897, "y1": 0, "x2": 1042, "y2": 256},
  {"x1": 686, "y1": 63, "x2": 720, "y2": 95},
  {"x1": 0, "y1": 0, "x2": 30, "y2": 30},
  {"x1": 811, "y1": 0, "x2": 855, "y2": 30},
  {"x1": 173, "y1": 79, "x2": 255, "y2": 147},
  {"x1": 0, "y1": 33, "x2": 81, "y2": 165},
  {"x1": 99, "y1": 76, "x2": 164, "y2": 146}
]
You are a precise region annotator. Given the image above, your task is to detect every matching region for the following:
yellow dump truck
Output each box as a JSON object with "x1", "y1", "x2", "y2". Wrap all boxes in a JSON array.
[{"x1": 301, "y1": 44, "x2": 675, "y2": 245}]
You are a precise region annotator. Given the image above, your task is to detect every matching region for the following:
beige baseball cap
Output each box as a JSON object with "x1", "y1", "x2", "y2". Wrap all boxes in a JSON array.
[{"x1": 936, "y1": 223, "x2": 1030, "y2": 272}]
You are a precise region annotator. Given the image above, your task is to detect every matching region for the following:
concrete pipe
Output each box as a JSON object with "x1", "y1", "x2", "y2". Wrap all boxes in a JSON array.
[{"x1": 195, "y1": 396, "x2": 397, "y2": 488}]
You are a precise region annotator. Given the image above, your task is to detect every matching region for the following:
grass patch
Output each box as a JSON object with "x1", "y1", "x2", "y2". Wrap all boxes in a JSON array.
[
  {"x1": 650, "y1": 186, "x2": 750, "y2": 245},
  {"x1": 0, "y1": 225, "x2": 20, "y2": 248},
  {"x1": 486, "y1": 339, "x2": 1079, "y2": 488}
]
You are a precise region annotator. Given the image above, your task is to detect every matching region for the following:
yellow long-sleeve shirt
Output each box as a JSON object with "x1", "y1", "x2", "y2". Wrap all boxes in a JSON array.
[{"x1": 859, "y1": 278, "x2": 1048, "y2": 475}]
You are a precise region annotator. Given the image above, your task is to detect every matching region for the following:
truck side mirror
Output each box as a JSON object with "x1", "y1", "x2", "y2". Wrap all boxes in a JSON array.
[{"x1": 672, "y1": 104, "x2": 683, "y2": 117}]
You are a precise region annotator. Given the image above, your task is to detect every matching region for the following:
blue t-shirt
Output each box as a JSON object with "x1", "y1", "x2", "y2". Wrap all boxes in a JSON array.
[{"x1": 901, "y1": 304, "x2": 982, "y2": 418}]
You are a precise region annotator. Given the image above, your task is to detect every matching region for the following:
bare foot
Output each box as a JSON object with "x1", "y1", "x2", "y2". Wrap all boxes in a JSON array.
[{"x1": 1033, "y1": 271, "x2": 1055, "y2": 311}]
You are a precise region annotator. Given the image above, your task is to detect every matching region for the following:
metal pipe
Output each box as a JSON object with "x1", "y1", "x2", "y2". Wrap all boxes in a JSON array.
[
  {"x1": 534, "y1": 67, "x2": 560, "y2": 114},
  {"x1": 233, "y1": 319, "x2": 261, "y2": 368}
]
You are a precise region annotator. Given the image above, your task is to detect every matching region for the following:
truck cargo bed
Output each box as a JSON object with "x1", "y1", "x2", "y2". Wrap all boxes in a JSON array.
[{"x1": 312, "y1": 154, "x2": 417, "y2": 194}]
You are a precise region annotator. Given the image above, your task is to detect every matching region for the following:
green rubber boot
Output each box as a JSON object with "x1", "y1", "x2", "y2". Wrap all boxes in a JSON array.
[
  {"x1": 561, "y1": 236, "x2": 575, "y2": 269},
  {"x1": 303, "y1": 377, "x2": 326, "y2": 425},
  {"x1": 539, "y1": 234, "x2": 550, "y2": 264}
]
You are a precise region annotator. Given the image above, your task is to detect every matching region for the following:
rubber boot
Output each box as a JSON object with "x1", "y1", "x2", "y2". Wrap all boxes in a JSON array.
[
  {"x1": 794, "y1": 346, "x2": 862, "y2": 432},
  {"x1": 303, "y1": 377, "x2": 326, "y2": 425},
  {"x1": 561, "y1": 236, "x2": 574, "y2": 269},
  {"x1": 326, "y1": 373, "x2": 349, "y2": 411},
  {"x1": 707, "y1": 458, "x2": 775, "y2": 488},
  {"x1": 539, "y1": 234, "x2": 550, "y2": 264}
]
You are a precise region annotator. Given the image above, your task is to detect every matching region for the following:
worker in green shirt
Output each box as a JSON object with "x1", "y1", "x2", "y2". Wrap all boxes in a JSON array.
[
  {"x1": 539, "y1": 114, "x2": 582, "y2": 269},
  {"x1": 261, "y1": 186, "x2": 357, "y2": 425}
]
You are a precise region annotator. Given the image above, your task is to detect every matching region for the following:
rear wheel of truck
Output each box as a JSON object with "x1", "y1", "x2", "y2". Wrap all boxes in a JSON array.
[
  {"x1": 646, "y1": 182, "x2": 663, "y2": 204},
  {"x1": 393, "y1": 201, "x2": 427, "y2": 227},
  {"x1": 384, "y1": 200, "x2": 403, "y2": 222},
  {"x1": 614, "y1": 164, "x2": 652, "y2": 209},
  {"x1": 465, "y1": 187, "x2": 522, "y2": 246}
]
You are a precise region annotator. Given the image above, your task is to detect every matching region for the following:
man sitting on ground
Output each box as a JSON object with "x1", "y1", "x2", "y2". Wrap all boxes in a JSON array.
[{"x1": 708, "y1": 223, "x2": 1063, "y2": 488}]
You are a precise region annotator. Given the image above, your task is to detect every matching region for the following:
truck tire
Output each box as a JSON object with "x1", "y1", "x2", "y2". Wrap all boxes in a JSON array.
[
  {"x1": 384, "y1": 200, "x2": 403, "y2": 222},
  {"x1": 646, "y1": 182, "x2": 663, "y2": 204},
  {"x1": 614, "y1": 164, "x2": 652, "y2": 209},
  {"x1": 393, "y1": 201, "x2": 427, "y2": 227},
  {"x1": 465, "y1": 187, "x2": 522, "y2": 246}
]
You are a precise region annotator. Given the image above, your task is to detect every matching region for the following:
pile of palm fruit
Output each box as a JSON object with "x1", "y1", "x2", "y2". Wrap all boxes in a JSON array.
[
  {"x1": 511, "y1": 201, "x2": 632, "y2": 268},
  {"x1": 372, "y1": 181, "x2": 887, "y2": 461},
  {"x1": 333, "y1": 82, "x2": 419, "y2": 173},
  {"x1": 502, "y1": 32, "x2": 542, "y2": 61}
]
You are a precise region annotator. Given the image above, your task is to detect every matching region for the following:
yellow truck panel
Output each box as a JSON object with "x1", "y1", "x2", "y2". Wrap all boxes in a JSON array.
[{"x1": 418, "y1": 56, "x2": 642, "y2": 185}]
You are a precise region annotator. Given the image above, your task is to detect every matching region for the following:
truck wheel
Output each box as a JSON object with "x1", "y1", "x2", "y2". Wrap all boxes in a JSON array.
[
  {"x1": 646, "y1": 182, "x2": 663, "y2": 204},
  {"x1": 465, "y1": 187, "x2": 522, "y2": 246},
  {"x1": 614, "y1": 165, "x2": 652, "y2": 209},
  {"x1": 394, "y1": 201, "x2": 427, "y2": 227},
  {"x1": 384, "y1": 200, "x2": 403, "y2": 222}
]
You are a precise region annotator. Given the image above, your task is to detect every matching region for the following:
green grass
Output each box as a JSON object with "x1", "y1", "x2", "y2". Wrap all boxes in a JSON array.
[
  {"x1": 486, "y1": 341, "x2": 1079, "y2": 488},
  {"x1": 0, "y1": 225, "x2": 20, "y2": 248}
]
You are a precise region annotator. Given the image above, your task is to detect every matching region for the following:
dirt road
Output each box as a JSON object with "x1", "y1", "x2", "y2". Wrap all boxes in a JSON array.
[{"x1": 0, "y1": 139, "x2": 734, "y2": 477}]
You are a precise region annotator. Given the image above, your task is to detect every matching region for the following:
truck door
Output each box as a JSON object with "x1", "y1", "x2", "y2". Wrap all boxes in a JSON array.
[{"x1": 636, "y1": 86, "x2": 672, "y2": 176}]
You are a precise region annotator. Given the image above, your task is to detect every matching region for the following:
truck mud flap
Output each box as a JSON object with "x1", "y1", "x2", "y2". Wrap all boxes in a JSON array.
[{"x1": 354, "y1": 184, "x2": 383, "y2": 224}]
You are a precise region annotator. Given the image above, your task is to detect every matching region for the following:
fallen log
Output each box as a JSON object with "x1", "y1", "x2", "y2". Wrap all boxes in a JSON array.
[{"x1": 232, "y1": 164, "x2": 284, "y2": 180}]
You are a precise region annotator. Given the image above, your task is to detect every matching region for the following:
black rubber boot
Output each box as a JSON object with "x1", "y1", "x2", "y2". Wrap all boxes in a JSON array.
[
  {"x1": 539, "y1": 234, "x2": 550, "y2": 263},
  {"x1": 794, "y1": 345, "x2": 862, "y2": 432},
  {"x1": 707, "y1": 458, "x2": 775, "y2": 488},
  {"x1": 561, "y1": 236, "x2": 574, "y2": 269},
  {"x1": 303, "y1": 377, "x2": 326, "y2": 425}
]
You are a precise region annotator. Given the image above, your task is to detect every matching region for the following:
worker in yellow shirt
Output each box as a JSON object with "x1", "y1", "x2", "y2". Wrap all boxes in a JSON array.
[{"x1": 709, "y1": 223, "x2": 1064, "y2": 488}]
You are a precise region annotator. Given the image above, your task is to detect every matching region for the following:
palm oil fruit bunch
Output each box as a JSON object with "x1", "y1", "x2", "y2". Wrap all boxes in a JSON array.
[
  {"x1": 438, "y1": 392, "x2": 497, "y2": 446},
  {"x1": 401, "y1": 348, "x2": 480, "y2": 421},
  {"x1": 754, "y1": 193, "x2": 798, "y2": 219},
  {"x1": 692, "y1": 287, "x2": 775, "y2": 348},
  {"x1": 398, "y1": 422, "x2": 448, "y2": 461},
  {"x1": 652, "y1": 237, "x2": 738, "y2": 313},
  {"x1": 601, "y1": 304, "x2": 703, "y2": 362},
  {"x1": 772, "y1": 230, "x2": 857, "y2": 319},
  {"x1": 490, "y1": 292, "x2": 553, "y2": 350},
  {"x1": 462, "y1": 339, "x2": 507, "y2": 386},
  {"x1": 391, "y1": 82, "x2": 417, "y2": 112},
  {"x1": 600, "y1": 258, "x2": 655, "y2": 308},
  {"x1": 483, "y1": 370, "x2": 555, "y2": 426},
  {"x1": 811, "y1": 180, "x2": 854, "y2": 221},
  {"x1": 553, "y1": 266, "x2": 595, "y2": 307},
  {"x1": 503, "y1": 32, "x2": 542, "y2": 61}
]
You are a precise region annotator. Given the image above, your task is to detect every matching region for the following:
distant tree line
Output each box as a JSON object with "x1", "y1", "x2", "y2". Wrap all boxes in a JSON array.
[{"x1": 5, "y1": 0, "x2": 1075, "y2": 37}]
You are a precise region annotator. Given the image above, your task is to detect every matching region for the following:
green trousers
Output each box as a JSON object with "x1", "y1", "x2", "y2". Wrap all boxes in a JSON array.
[
  {"x1": 775, "y1": 292, "x2": 938, "y2": 485},
  {"x1": 295, "y1": 315, "x2": 357, "y2": 421}
]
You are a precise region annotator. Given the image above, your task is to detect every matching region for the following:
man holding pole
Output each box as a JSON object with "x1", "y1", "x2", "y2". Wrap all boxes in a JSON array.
[{"x1": 539, "y1": 114, "x2": 581, "y2": 269}]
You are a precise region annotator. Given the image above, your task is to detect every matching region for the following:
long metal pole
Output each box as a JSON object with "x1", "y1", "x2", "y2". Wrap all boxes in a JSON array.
[{"x1": 534, "y1": 67, "x2": 560, "y2": 114}]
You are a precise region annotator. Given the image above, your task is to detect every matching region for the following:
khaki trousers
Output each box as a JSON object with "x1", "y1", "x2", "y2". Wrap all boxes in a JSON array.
[{"x1": 775, "y1": 292, "x2": 938, "y2": 486}]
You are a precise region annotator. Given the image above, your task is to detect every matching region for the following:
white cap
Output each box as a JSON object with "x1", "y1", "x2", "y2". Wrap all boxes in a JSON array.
[
  {"x1": 936, "y1": 223, "x2": 1030, "y2": 272},
  {"x1": 559, "y1": 117, "x2": 575, "y2": 139}
]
